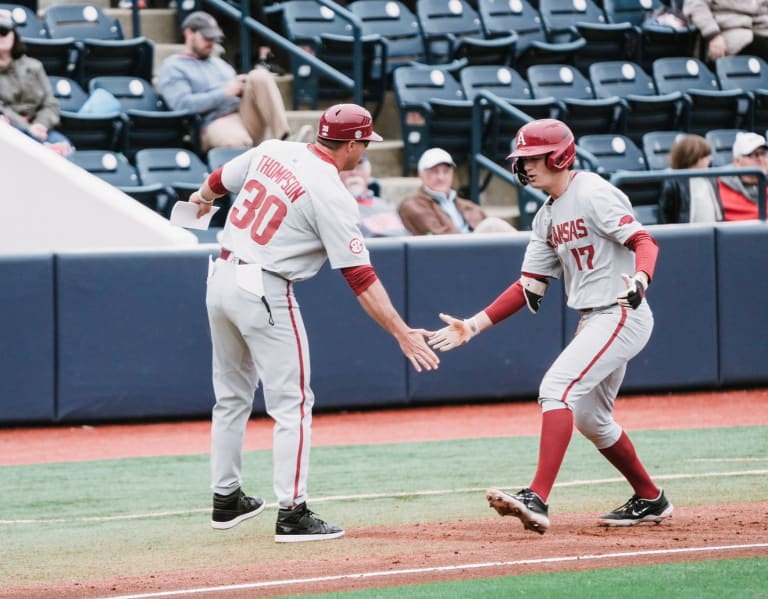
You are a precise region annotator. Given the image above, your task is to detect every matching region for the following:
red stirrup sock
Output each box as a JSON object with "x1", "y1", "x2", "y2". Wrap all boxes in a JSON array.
[
  {"x1": 530, "y1": 407, "x2": 574, "y2": 503},
  {"x1": 599, "y1": 430, "x2": 659, "y2": 499}
]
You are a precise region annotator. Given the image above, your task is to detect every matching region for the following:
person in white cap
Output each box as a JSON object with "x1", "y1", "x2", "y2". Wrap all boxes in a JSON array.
[
  {"x1": 717, "y1": 131, "x2": 768, "y2": 220},
  {"x1": 156, "y1": 11, "x2": 310, "y2": 153},
  {"x1": 397, "y1": 147, "x2": 516, "y2": 235}
]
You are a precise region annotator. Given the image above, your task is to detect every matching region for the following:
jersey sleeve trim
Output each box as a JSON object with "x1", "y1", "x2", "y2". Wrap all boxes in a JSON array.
[
  {"x1": 341, "y1": 265, "x2": 378, "y2": 296},
  {"x1": 207, "y1": 167, "x2": 228, "y2": 196}
]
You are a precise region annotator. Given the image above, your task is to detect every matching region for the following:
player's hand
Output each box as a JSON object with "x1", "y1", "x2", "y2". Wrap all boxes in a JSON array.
[
  {"x1": 617, "y1": 273, "x2": 647, "y2": 310},
  {"x1": 428, "y1": 313, "x2": 475, "y2": 352},
  {"x1": 397, "y1": 328, "x2": 440, "y2": 372},
  {"x1": 190, "y1": 191, "x2": 213, "y2": 218}
]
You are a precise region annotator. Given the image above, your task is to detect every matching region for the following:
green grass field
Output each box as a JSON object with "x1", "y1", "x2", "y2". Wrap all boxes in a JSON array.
[{"x1": 1, "y1": 426, "x2": 766, "y2": 595}]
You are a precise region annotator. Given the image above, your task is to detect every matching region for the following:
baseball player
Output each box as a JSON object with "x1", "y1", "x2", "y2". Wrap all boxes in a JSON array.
[
  {"x1": 429, "y1": 119, "x2": 673, "y2": 534},
  {"x1": 190, "y1": 103, "x2": 440, "y2": 542}
]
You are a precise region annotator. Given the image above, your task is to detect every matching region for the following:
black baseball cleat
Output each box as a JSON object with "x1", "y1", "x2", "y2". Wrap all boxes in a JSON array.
[
  {"x1": 598, "y1": 489, "x2": 673, "y2": 527},
  {"x1": 275, "y1": 502, "x2": 345, "y2": 543},
  {"x1": 211, "y1": 488, "x2": 266, "y2": 530},
  {"x1": 486, "y1": 488, "x2": 550, "y2": 534}
]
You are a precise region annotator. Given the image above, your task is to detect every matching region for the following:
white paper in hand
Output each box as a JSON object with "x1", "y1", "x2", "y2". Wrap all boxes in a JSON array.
[{"x1": 170, "y1": 201, "x2": 220, "y2": 230}]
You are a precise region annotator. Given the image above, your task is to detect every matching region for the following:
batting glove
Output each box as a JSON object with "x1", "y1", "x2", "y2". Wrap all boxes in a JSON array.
[
  {"x1": 428, "y1": 313, "x2": 478, "y2": 351},
  {"x1": 617, "y1": 273, "x2": 647, "y2": 310}
]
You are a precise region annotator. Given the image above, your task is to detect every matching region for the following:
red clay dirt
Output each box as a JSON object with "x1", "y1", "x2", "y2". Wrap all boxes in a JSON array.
[{"x1": 2, "y1": 388, "x2": 767, "y2": 598}]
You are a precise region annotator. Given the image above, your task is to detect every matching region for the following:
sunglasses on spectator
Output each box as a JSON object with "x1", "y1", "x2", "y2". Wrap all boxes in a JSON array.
[{"x1": 0, "y1": 26, "x2": 13, "y2": 36}]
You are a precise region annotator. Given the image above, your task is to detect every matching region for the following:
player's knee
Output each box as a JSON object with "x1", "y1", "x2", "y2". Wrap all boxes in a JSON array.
[{"x1": 573, "y1": 412, "x2": 620, "y2": 448}]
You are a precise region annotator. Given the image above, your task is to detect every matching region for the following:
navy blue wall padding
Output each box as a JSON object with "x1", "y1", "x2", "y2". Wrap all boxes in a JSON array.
[
  {"x1": 297, "y1": 239, "x2": 410, "y2": 410},
  {"x1": 0, "y1": 254, "x2": 55, "y2": 423},
  {"x1": 716, "y1": 223, "x2": 768, "y2": 384},
  {"x1": 405, "y1": 235, "x2": 564, "y2": 402},
  {"x1": 623, "y1": 225, "x2": 719, "y2": 390},
  {"x1": 56, "y1": 248, "x2": 216, "y2": 422}
]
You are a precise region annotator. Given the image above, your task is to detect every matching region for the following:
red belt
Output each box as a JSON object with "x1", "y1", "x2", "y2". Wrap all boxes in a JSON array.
[{"x1": 220, "y1": 249, "x2": 247, "y2": 264}]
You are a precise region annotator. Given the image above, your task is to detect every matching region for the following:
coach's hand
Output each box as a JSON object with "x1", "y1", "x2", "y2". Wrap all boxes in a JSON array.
[
  {"x1": 396, "y1": 328, "x2": 440, "y2": 372},
  {"x1": 190, "y1": 190, "x2": 215, "y2": 219}
]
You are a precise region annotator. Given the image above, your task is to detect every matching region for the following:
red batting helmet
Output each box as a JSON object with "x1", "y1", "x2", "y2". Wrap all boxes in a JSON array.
[
  {"x1": 507, "y1": 119, "x2": 576, "y2": 185},
  {"x1": 317, "y1": 103, "x2": 383, "y2": 142}
]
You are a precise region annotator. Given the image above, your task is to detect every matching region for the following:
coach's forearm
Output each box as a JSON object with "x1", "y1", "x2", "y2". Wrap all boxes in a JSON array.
[{"x1": 356, "y1": 279, "x2": 410, "y2": 338}]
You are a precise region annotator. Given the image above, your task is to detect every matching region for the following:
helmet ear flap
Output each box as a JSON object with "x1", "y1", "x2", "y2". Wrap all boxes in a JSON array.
[{"x1": 513, "y1": 158, "x2": 529, "y2": 185}]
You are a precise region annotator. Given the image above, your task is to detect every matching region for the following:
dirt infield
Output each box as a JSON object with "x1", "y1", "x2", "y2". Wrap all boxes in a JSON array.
[{"x1": 2, "y1": 388, "x2": 767, "y2": 598}]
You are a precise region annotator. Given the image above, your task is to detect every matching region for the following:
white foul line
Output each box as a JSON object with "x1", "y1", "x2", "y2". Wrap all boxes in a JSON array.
[
  {"x1": 1, "y1": 469, "x2": 766, "y2": 526},
  {"x1": 102, "y1": 543, "x2": 768, "y2": 599}
]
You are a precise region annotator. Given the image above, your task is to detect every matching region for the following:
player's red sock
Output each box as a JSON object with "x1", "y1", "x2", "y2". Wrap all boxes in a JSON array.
[
  {"x1": 529, "y1": 407, "x2": 573, "y2": 503},
  {"x1": 599, "y1": 430, "x2": 659, "y2": 499}
]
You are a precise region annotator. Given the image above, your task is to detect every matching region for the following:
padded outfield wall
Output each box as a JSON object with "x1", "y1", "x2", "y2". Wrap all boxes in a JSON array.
[{"x1": 0, "y1": 223, "x2": 766, "y2": 424}]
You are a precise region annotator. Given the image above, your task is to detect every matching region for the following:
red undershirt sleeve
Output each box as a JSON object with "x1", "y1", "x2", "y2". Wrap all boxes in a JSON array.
[
  {"x1": 483, "y1": 272, "x2": 546, "y2": 324},
  {"x1": 624, "y1": 231, "x2": 659, "y2": 282},
  {"x1": 207, "y1": 167, "x2": 227, "y2": 196},
  {"x1": 341, "y1": 265, "x2": 379, "y2": 296}
]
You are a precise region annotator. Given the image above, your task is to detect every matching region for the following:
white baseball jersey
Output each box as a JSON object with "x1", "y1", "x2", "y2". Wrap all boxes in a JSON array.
[
  {"x1": 522, "y1": 171, "x2": 645, "y2": 310},
  {"x1": 217, "y1": 140, "x2": 370, "y2": 281}
]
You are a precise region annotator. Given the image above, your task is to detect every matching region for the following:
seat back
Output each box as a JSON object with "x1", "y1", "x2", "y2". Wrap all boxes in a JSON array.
[
  {"x1": 89, "y1": 76, "x2": 164, "y2": 112},
  {"x1": 460, "y1": 64, "x2": 533, "y2": 101},
  {"x1": 348, "y1": 0, "x2": 426, "y2": 70},
  {"x1": 206, "y1": 147, "x2": 250, "y2": 171},
  {"x1": 44, "y1": 3, "x2": 123, "y2": 40},
  {"x1": 589, "y1": 60, "x2": 657, "y2": 98},
  {"x1": 477, "y1": 0, "x2": 545, "y2": 54},
  {"x1": 603, "y1": 0, "x2": 662, "y2": 26},
  {"x1": 68, "y1": 149, "x2": 140, "y2": 187},
  {"x1": 134, "y1": 148, "x2": 209, "y2": 186},
  {"x1": 24, "y1": 37, "x2": 81, "y2": 79},
  {"x1": 715, "y1": 55, "x2": 768, "y2": 92},
  {"x1": 416, "y1": 0, "x2": 484, "y2": 63},
  {"x1": 705, "y1": 129, "x2": 745, "y2": 167},
  {"x1": 641, "y1": 130, "x2": 685, "y2": 170},
  {"x1": 652, "y1": 57, "x2": 719, "y2": 95},
  {"x1": 49, "y1": 75, "x2": 89, "y2": 112},
  {"x1": 0, "y1": 3, "x2": 47, "y2": 38},
  {"x1": 640, "y1": 19, "x2": 698, "y2": 73},
  {"x1": 538, "y1": 0, "x2": 606, "y2": 42},
  {"x1": 527, "y1": 63, "x2": 594, "y2": 100},
  {"x1": 577, "y1": 133, "x2": 647, "y2": 174},
  {"x1": 80, "y1": 37, "x2": 154, "y2": 86},
  {"x1": 282, "y1": 0, "x2": 352, "y2": 47},
  {"x1": 393, "y1": 64, "x2": 468, "y2": 173}
]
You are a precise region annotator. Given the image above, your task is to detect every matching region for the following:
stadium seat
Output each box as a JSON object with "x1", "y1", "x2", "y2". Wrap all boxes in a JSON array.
[
  {"x1": 578, "y1": 133, "x2": 660, "y2": 223},
  {"x1": 134, "y1": 148, "x2": 209, "y2": 214},
  {"x1": 24, "y1": 37, "x2": 82, "y2": 79},
  {"x1": 476, "y1": 0, "x2": 586, "y2": 72},
  {"x1": 705, "y1": 129, "x2": 745, "y2": 167},
  {"x1": 392, "y1": 62, "x2": 473, "y2": 174},
  {"x1": 715, "y1": 55, "x2": 768, "y2": 131},
  {"x1": 652, "y1": 57, "x2": 751, "y2": 135},
  {"x1": 589, "y1": 60, "x2": 684, "y2": 144},
  {"x1": 44, "y1": 3, "x2": 123, "y2": 40},
  {"x1": 68, "y1": 149, "x2": 140, "y2": 187},
  {"x1": 348, "y1": 0, "x2": 427, "y2": 73},
  {"x1": 49, "y1": 75, "x2": 89, "y2": 112},
  {"x1": 527, "y1": 63, "x2": 624, "y2": 138},
  {"x1": 0, "y1": 3, "x2": 47, "y2": 38},
  {"x1": 88, "y1": 76, "x2": 201, "y2": 158},
  {"x1": 415, "y1": 0, "x2": 517, "y2": 66},
  {"x1": 641, "y1": 130, "x2": 686, "y2": 170},
  {"x1": 79, "y1": 38, "x2": 154, "y2": 87}
]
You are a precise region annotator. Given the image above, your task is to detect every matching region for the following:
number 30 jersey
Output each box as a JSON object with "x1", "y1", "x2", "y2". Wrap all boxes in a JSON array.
[
  {"x1": 522, "y1": 171, "x2": 645, "y2": 311},
  {"x1": 217, "y1": 140, "x2": 370, "y2": 282}
]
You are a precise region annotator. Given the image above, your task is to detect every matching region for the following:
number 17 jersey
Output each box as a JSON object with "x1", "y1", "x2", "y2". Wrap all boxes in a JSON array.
[{"x1": 522, "y1": 171, "x2": 645, "y2": 311}]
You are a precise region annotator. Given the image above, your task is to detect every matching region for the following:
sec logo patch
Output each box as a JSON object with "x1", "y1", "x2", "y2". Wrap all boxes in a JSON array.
[{"x1": 349, "y1": 238, "x2": 364, "y2": 254}]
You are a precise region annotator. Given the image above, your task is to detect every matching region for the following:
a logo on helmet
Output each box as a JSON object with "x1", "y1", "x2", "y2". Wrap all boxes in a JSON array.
[
  {"x1": 517, "y1": 130, "x2": 526, "y2": 147},
  {"x1": 355, "y1": 130, "x2": 362, "y2": 139},
  {"x1": 321, "y1": 124, "x2": 329, "y2": 136}
]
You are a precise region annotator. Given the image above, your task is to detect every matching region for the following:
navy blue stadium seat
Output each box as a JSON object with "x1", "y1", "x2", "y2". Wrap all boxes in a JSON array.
[
  {"x1": 715, "y1": 55, "x2": 768, "y2": 131},
  {"x1": 0, "y1": 3, "x2": 47, "y2": 38},
  {"x1": 44, "y1": 3, "x2": 123, "y2": 40},
  {"x1": 24, "y1": 37, "x2": 81, "y2": 79},
  {"x1": 641, "y1": 130, "x2": 685, "y2": 170}
]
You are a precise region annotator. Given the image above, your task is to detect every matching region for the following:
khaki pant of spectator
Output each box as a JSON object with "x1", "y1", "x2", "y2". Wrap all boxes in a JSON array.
[{"x1": 202, "y1": 67, "x2": 289, "y2": 152}]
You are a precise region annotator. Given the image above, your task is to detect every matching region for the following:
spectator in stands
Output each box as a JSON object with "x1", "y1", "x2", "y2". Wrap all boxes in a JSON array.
[
  {"x1": 683, "y1": 0, "x2": 768, "y2": 61},
  {"x1": 398, "y1": 148, "x2": 516, "y2": 235},
  {"x1": 0, "y1": 9, "x2": 73, "y2": 156},
  {"x1": 156, "y1": 11, "x2": 309, "y2": 153},
  {"x1": 718, "y1": 131, "x2": 768, "y2": 220},
  {"x1": 658, "y1": 134, "x2": 723, "y2": 223},
  {"x1": 339, "y1": 154, "x2": 409, "y2": 237}
]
